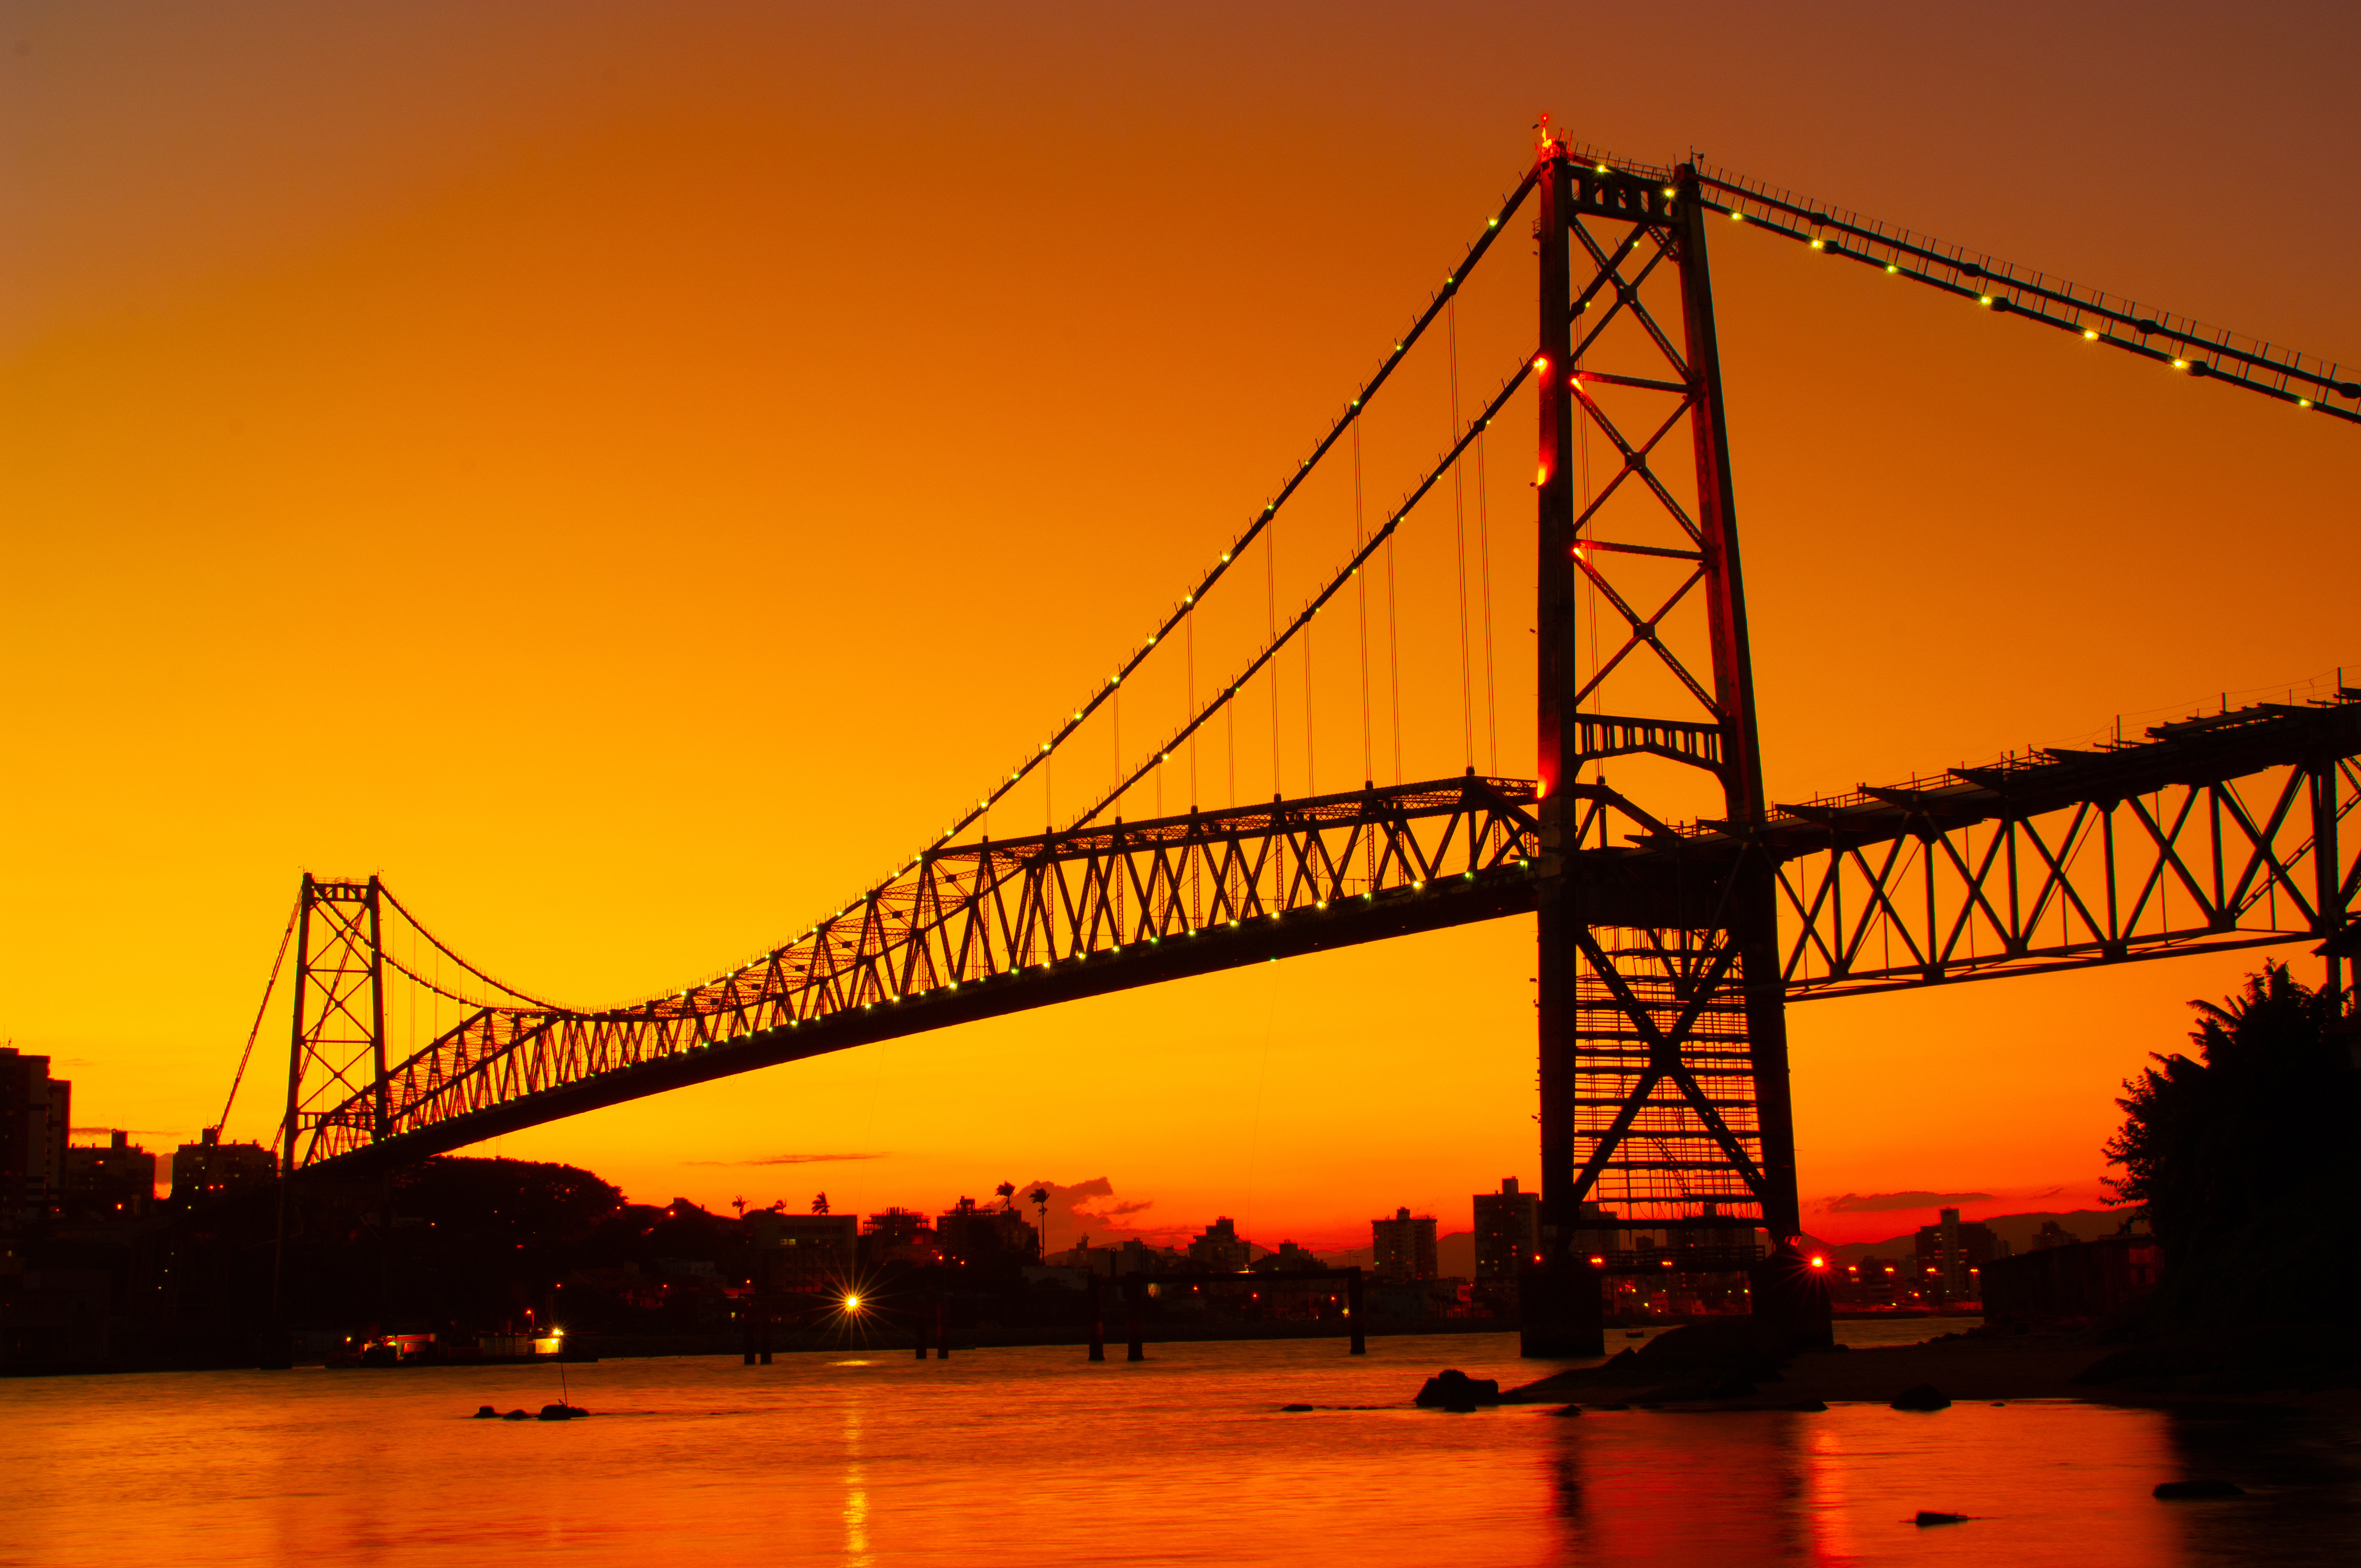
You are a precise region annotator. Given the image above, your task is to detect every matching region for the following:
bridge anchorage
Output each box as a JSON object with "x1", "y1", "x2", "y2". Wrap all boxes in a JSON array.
[{"x1": 227, "y1": 127, "x2": 2358, "y2": 1358}]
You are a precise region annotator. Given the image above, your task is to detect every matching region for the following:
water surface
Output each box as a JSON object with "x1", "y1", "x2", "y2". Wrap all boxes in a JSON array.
[{"x1": 6, "y1": 1332, "x2": 2355, "y2": 1566}]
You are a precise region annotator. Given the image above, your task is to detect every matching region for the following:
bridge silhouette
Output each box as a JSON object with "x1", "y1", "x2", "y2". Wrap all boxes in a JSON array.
[{"x1": 228, "y1": 129, "x2": 2359, "y2": 1351}]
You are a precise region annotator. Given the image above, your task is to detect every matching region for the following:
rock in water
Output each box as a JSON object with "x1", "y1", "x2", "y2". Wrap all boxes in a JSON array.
[
  {"x1": 1279, "y1": 1404, "x2": 1314, "y2": 1413},
  {"x1": 1413, "y1": 1370, "x2": 1502, "y2": 1408},
  {"x1": 1913, "y1": 1511, "x2": 1969, "y2": 1526},
  {"x1": 1890, "y1": 1384, "x2": 1952, "y2": 1411},
  {"x1": 2153, "y1": 1480, "x2": 2245, "y2": 1500},
  {"x1": 501, "y1": 1409, "x2": 531, "y2": 1421},
  {"x1": 536, "y1": 1403, "x2": 578, "y2": 1422},
  {"x1": 1551, "y1": 1404, "x2": 1582, "y2": 1417},
  {"x1": 471, "y1": 1406, "x2": 499, "y2": 1419}
]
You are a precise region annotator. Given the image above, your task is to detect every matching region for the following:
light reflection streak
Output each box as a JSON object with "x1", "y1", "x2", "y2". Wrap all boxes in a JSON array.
[{"x1": 842, "y1": 1399, "x2": 871, "y2": 1568}]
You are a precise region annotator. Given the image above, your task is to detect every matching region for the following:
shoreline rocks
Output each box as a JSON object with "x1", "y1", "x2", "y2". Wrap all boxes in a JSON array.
[{"x1": 1413, "y1": 1370, "x2": 1502, "y2": 1410}]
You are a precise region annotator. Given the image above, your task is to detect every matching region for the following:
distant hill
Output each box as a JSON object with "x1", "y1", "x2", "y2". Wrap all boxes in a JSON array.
[{"x1": 1818, "y1": 1209, "x2": 2134, "y2": 1262}]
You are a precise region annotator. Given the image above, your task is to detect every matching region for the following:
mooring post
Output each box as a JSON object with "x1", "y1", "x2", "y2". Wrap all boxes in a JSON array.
[
  {"x1": 1347, "y1": 1267, "x2": 1366, "y2": 1355},
  {"x1": 1087, "y1": 1270, "x2": 1106, "y2": 1362},
  {"x1": 934, "y1": 1291, "x2": 950, "y2": 1359},
  {"x1": 1124, "y1": 1277, "x2": 1144, "y2": 1362}
]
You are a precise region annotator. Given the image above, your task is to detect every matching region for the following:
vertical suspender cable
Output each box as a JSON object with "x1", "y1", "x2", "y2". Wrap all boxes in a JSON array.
[
  {"x1": 1186, "y1": 613, "x2": 1199, "y2": 812},
  {"x1": 1227, "y1": 678, "x2": 1238, "y2": 809},
  {"x1": 1267, "y1": 518, "x2": 1281, "y2": 797},
  {"x1": 1304, "y1": 613, "x2": 1316, "y2": 796},
  {"x1": 1450, "y1": 298, "x2": 1475, "y2": 771},
  {"x1": 1476, "y1": 416, "x2": 1499, "y2": 774},
  {"x1": 1385, "y1": 514, "x2": 1402, "y2": 786},
  {"x1": 1356, "y1": 418, "x2": 1373, "y2": 786}
]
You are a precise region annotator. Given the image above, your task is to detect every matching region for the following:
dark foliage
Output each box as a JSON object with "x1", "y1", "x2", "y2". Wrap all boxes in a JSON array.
[
  {"x1": 2104, "y1": 962, "x2": 2359, "y2": 1325},
  {"x1": 373, "y1": 1157, "x2": 625, "y2": 1330},
  {"x1": 395, "y1": 1156, "x2": 623, "y2": 1246}
]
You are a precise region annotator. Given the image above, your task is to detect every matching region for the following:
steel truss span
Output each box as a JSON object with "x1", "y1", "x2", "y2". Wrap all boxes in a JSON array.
[
  {"x1": 1762, "y1": 694, "x2": 2361, "y2": 998},
  {"x1": 275, "y1": 691, "x2": 2357, "y2": 1178},
  {"x1": 290, "y1": 777, "x2": 1542, "y2": 1171}
]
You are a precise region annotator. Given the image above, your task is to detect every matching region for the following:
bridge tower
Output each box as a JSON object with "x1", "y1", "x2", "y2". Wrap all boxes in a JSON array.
[
  {"x1": 279, "y1": 874, "x2": 389, "y2": 1175},
  {"x1": 1526, "y1": 133, "x2": 1813, "y2": 1353}
]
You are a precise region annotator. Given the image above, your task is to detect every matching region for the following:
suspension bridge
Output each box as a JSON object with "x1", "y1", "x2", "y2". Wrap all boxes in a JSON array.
[{"x1": 221, "y1": 127, "x2": 2360, "y2": 1353}]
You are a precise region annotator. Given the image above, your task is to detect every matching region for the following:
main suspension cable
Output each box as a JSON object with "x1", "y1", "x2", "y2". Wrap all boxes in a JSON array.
[
  {"x1": 616, "y1": 167, "x2": 1545, "y2": 1010},
  {"x1": 1566, "y1": 137, "x2": 2360, "y2": 423},
  {"x1": 375, "y1": 884, "x2": 569, "y2": 1010},
  {"x1": 216, "y1": 904, "x2": 296, "y2": 1137},
  {"x1": 1069, "y1": 355, "x2": 1536, "y2": 829},
  {"x1": 912, "y1": 166, "x2": 1541, "y2": 858}
]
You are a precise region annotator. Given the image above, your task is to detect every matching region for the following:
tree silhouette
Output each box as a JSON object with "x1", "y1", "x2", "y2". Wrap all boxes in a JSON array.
[{"x1": 2106, "y1": 961, "x2": 2358, "y2": 1324}]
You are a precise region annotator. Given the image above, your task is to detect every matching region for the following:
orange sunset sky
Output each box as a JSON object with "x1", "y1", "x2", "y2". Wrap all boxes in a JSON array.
[{"x1": 4, "y1": 2, "x2": 2356, "y2": 1252}]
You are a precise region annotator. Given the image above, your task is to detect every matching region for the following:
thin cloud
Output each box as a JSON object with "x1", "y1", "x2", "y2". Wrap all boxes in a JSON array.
[
  {"x1": 1818, "y1": 1190, "x2": 1993, "y2": 1215},
  {"x1": 1013, "y1": 1177, "x2": 1173, "y2": 1242},
  {"x1": 687, "y1": 1152, "x2": 889, "y2": 1167}
]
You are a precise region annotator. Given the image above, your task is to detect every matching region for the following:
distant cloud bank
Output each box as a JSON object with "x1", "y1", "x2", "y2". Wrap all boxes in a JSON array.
[
  {"x1": 1818, "y1": 1189, "x2": 1993, "y2": 1214},
  {"x1": 688, "y1": 1152, "x2": 889, "y2": 1167}
]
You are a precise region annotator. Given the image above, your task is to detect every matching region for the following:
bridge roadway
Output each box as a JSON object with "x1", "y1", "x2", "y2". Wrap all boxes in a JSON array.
[{"x1": 302, "y1": 692, "x2": 2359, "y2": 1175}]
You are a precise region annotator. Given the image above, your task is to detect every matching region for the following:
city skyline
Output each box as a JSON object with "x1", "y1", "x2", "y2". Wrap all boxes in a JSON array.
[{"x1": 6, "y1": 2, "x2": 2357, "y2": 1250}]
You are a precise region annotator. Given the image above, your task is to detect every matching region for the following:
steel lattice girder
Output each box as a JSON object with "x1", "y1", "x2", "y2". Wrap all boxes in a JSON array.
[
  {"x1": 1554, "y1": 694, "x2": 2361, "y2": 1000},
  {"x1": 296, "y1": 776, "x2": 1543, "y2": 1170},
  {"x1": 1764, "y1": 703, "x2": 2361, "y2": 999},
  {"x1": 285, "y1": 694, "x2": 2359, "y2": 1173}
]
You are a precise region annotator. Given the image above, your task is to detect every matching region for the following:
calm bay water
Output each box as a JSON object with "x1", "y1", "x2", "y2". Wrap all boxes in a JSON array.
[{"x1": 6, "y1": 1330, "x2": 2357, "y2": 1566}]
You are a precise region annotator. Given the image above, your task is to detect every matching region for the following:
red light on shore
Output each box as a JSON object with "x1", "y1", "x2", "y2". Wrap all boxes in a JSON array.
[{"x1": 1808, "y1": 1255, "x2": 1826, "y2": 1270}]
